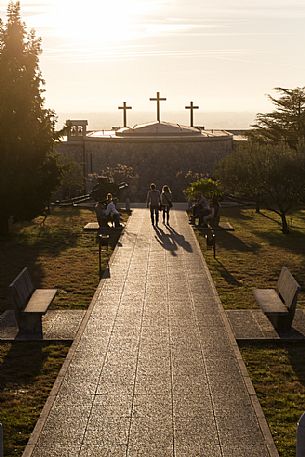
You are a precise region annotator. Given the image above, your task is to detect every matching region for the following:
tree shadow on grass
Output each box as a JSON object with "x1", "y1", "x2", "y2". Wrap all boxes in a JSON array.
[
  {"x1": 241, "y1": 340, "x2": 305, "y2": 390},
  {"x1": 214, "y1": 259, "x2": 243, "y2": 286},
  {"x1": 255, "y1": 229, "x2": 305, "y2": 257},
  {"x1": 16, "y1": 226, "x2": 80, "y2": 256},
  {"x1": 220, "y1": 206, "x2": 253, "y2": 221},
  {"x1": 286, "y1": 341, "x2": 305, "y2": 389},
  {"x1": 0, "y1": 342, "x2": 45, "y2": 392},
  {"x1": 215, "y1": 230, "x2": 262, "y2": 253},
  {"x1": 258, "y1": 211, "x2": 282, "y2": 225}
]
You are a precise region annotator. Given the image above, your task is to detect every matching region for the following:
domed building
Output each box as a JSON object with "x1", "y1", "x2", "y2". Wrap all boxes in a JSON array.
[{"x1": 56, "y1": 119, "x2": 233, "y2": 199}]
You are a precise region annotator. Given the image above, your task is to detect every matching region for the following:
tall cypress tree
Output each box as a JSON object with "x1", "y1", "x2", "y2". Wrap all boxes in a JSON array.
[{"x1": 0, "y1": 1, "x2": 61, "y2": 234}]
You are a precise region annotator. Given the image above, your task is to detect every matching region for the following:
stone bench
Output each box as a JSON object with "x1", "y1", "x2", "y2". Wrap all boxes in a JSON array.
[
  {"x1": 9, "y1": 267, "x2": 57, "y2": 336},
  {"x1": 253, "y1": 266, "x2": 301, "y2": 332}
]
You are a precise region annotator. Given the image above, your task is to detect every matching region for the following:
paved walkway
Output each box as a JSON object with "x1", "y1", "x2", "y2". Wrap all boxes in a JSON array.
[{"x1": 23, "y1": 209, "x2": 278, "y2": 457}]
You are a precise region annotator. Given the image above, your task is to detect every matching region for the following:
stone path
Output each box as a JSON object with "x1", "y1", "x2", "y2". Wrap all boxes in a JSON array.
[{"x1": 23, "y1": 209, "x2": 278, "y2": 457}]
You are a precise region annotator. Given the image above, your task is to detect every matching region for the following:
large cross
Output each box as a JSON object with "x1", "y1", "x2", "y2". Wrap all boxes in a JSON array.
[
  {"x1": 185, "y1": 101, "x2": 199, "y2": 127},
  {"x1": 149, "y1": 91, "x2": 166, "y2": 122},
  {"x1": 118, "y1": 102, "x2": 132, "y2": 127}
]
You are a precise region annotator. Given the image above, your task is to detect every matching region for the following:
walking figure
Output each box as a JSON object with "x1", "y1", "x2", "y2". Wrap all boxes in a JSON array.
[
  {"x1": 146, "y1": 183, "x2": 161, "y2": 225},
  {"x1": 160, "y1": 185, "x2": 173, "y2": 224}
]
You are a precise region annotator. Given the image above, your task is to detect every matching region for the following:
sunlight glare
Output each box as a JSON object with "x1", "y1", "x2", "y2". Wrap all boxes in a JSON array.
[{"x1": 49, "y1": 0, "x2": 160, "y2": 45}]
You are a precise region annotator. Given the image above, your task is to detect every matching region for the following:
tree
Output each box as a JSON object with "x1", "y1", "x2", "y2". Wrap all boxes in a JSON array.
[
  {"x1": 185, "y1": 177, "x2": 222, "y2": 201},
  {"x1": 217, "y1": 142, "x2": 305, "y2": 233},
  {"x1": 0, "y1": 2, "x2": 61, "y2": 234},
  {"x1": 249, "y1": 87, "x2": 305, "y2": 150},
  {"x1": 56, "y1": 156, "x2": 83, "y2": 200}
]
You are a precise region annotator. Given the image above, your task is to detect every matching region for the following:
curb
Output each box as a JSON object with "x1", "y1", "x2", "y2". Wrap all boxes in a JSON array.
[
  {"x1": 188, "y1": 214, "x2": 280, "y2": 457},
  {"x1": 21, "y1": 218, "x2": 130, "y2": 457}
]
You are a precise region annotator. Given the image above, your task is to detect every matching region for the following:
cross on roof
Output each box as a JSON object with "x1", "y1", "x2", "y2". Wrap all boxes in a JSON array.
[
  {"x1": 118, "y1": 102, "x2": 132, "y2": 127},
  {"x1": 185, "y1": 101, "x2": 199, "y2": 127},
  {"x1": 149, "y1": 91, "x2": 166, "y2": 122}
]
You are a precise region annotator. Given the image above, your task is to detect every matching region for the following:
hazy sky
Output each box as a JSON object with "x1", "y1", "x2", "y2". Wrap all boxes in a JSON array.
[{"x1": 1, "y1": 0, "x2": 305, "y2": 125}]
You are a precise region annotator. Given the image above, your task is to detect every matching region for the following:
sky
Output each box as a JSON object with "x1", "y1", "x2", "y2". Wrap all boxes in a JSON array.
[{"x1": 0, "y1": 0, "x2": 305, "y2": 128}]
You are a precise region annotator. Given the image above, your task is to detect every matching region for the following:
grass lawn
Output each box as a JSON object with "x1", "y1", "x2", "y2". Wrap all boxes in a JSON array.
[
  {"x1": 0, "y1": 206, "x2": 128, "y2": 313},
  {"x1": 0, "y1": 206, "x2": 128, "y2": 456},
  {"x1": 194, "y1": 206, "x2": 305, "y2": 456},
  {"x1": 0, "y1": 342, "x2": 70, "y2": 457},
  {"x1": 195, "y1": 206, "x2": 305, "y2": 310},
  {"x1": 240, "y1": 342, "x2": 305, "y2": 457}
]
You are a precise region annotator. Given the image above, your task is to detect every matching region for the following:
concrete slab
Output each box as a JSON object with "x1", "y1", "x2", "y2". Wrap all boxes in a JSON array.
[
  {"x1": 216, "y1": 221, "x2": 234, "y2": 231},
  {"x1": 22, "y1": 209, "x2": 278, "y2": 457},
  {"x1": 226, "y1": 309, "x2": 305, "y2": 340},
  {"x1": 0, "y1": 310, "x2": 85, "y2": 340},
  {"x1": 83, "y1": 222, "x2": 99, "y2": 230}
]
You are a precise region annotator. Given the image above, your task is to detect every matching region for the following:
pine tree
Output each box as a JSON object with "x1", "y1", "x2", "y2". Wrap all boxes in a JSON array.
[
  {"x1": 249, "y1": 87, "x2": 305, "y2": 150},
  {"x1": 0, "y1": 1, "x2": 61, "y2": 234}
]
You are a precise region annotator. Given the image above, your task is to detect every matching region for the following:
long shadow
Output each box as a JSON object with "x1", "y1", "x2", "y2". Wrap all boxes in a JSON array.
[
  {"x1": 154, "y1": 226, "x2": 178, "y2": 255},
  {"x1": 258, "y1": 210, "x2": 305, "y2": 229},
  {"x1": 256, "y1": 229, "x2": 305, "y2": 256},
  {"x1": 215, "y1": 259, "x2": 243, "y2": 286},
  {"x1": 239, "y1": 340, "x2": 305, "y2": 389},
  {"x1": 166, "y1": 225, "x2": 193, "y2": 252},
  {"x1": 220, "y1": 206, "x2": 253, "y2": 221},
  {"x1": 0, "y1": 207, "x2": 92, "y2": 313},
  {"x1": 286, "y1": 341, "x2": 305, "y2": 388},
  {"x1": 0, "y1": 342, "x2": 45, "y2": 392},
  {"x1": 213, "y1": 229, "x2": 262, "y2": 253},
  {"x1": 258, "y1": 211, "x2": 281, "y2": 225}
]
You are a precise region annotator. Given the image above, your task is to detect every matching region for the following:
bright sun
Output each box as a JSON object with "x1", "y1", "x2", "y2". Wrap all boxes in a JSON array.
[{"x1": 48, "y1": 0, "x2": 155, "y2": 45}]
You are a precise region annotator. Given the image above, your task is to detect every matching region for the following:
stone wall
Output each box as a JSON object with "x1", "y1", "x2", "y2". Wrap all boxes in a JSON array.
[{"x1": 56, "y1": 135, "x2": 233, "y2": 200}]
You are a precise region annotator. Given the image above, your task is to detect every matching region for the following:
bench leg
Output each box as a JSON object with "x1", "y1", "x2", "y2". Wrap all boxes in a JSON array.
[
  {"x1": 266, "y1": 313, "x2": 292, "y2": 333},
  {"x1": 18, "y1": 314, "x2": 43, "y2": 337}
]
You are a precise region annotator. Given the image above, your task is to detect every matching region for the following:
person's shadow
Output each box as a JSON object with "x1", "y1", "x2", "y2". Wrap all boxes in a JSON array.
[
  {"x1": 154, "y1": 225, "x2": 193, "y2": 254},
  {"x1": 154, "y1": 226, "x2": 178, "y2": 255},
  {"x1": 166, "y1": 225, "x2": 193, "y2": 252}
]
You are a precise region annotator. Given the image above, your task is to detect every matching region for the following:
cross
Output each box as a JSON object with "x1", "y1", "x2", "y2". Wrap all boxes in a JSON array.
[
  {"x1": 118, "y1": 102, "x2": 132, "y2": 127},
  {"x1": 149, "y1": 91, "x2": 166, "y2": 122},
  {"x1": 185, "y1": 101, "x2": 199, "y2": 127}
]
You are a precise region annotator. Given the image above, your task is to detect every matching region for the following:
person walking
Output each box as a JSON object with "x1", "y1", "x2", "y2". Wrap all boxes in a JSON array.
[
  {"x1": 160, "y1": 185, "x2": 173, "y2": 224},
  {"x1": 146, "y1": 183, "x2": 161, "y2": 225}
]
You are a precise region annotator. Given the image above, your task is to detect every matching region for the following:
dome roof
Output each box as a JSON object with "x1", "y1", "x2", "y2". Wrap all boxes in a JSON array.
[{"x1": 115, "y1": 121, "x2": 202, "y2": 137}]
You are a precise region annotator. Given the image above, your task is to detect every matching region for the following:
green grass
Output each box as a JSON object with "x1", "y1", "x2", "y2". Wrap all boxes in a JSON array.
[
  {"x1": 0, "y1": 207, "x2": 129, "y2": 456},
  {"x1": 0, "y1": 342, "x2": 70, "y2": 457},
  {"x1": 195, "y1": 207, "x2": 305, "y2": 309},
  {"x1": 241, "y1": 342, "x2": 305, "y2": 457},
  {"x1": 193, "y1": 206, "x2": 305, "y2": 456},
  {"x1": 0, "y1": 207, "x2": 128, "y2": 312}
]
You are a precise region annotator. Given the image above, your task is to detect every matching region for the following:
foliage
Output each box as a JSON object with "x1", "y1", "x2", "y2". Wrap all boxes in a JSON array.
[
  {"x1": 184, "y1": 177, "x2": 222, "y2": 201},
  {"x1": 249, "y1": 87, "x2": 305, "y2": 150},
  {"x1": 98, "y1": 163, "x2": 137, "y2": 183},
  {"x1": 0, "y1": 2, "x2": 61, "y2": 234},
  {"x1": 217, "y1": 142, "x2": 305, "y2": 233},
  {"x1": 55, "y1": 155, "x2": 83, "y2": 199},
  {"x1": 90, "y1": 163, "x2": 139, "y2": 200}
]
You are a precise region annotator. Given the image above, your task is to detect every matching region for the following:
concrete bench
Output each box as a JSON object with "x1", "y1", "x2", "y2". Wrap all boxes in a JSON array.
[
  {"x1": 253, "y1": 266, "x2": 301, "y2": 332},
  {"x1": 9, "y1": 267, "x2": 57, "y2": 336}
]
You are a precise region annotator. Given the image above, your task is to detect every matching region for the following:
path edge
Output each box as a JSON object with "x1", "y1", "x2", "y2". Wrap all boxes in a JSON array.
[
  {"x1": 187, "y1": 216, "x2": 280, "y2": 457},
  {"x1": 21, "y1": 220, "x2": 130, "y2": 457}
]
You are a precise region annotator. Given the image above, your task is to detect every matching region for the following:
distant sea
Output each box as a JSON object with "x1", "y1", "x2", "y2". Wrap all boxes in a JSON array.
[{"x1": 55, "y1": 111, "x2": 256, "y2": 131}]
